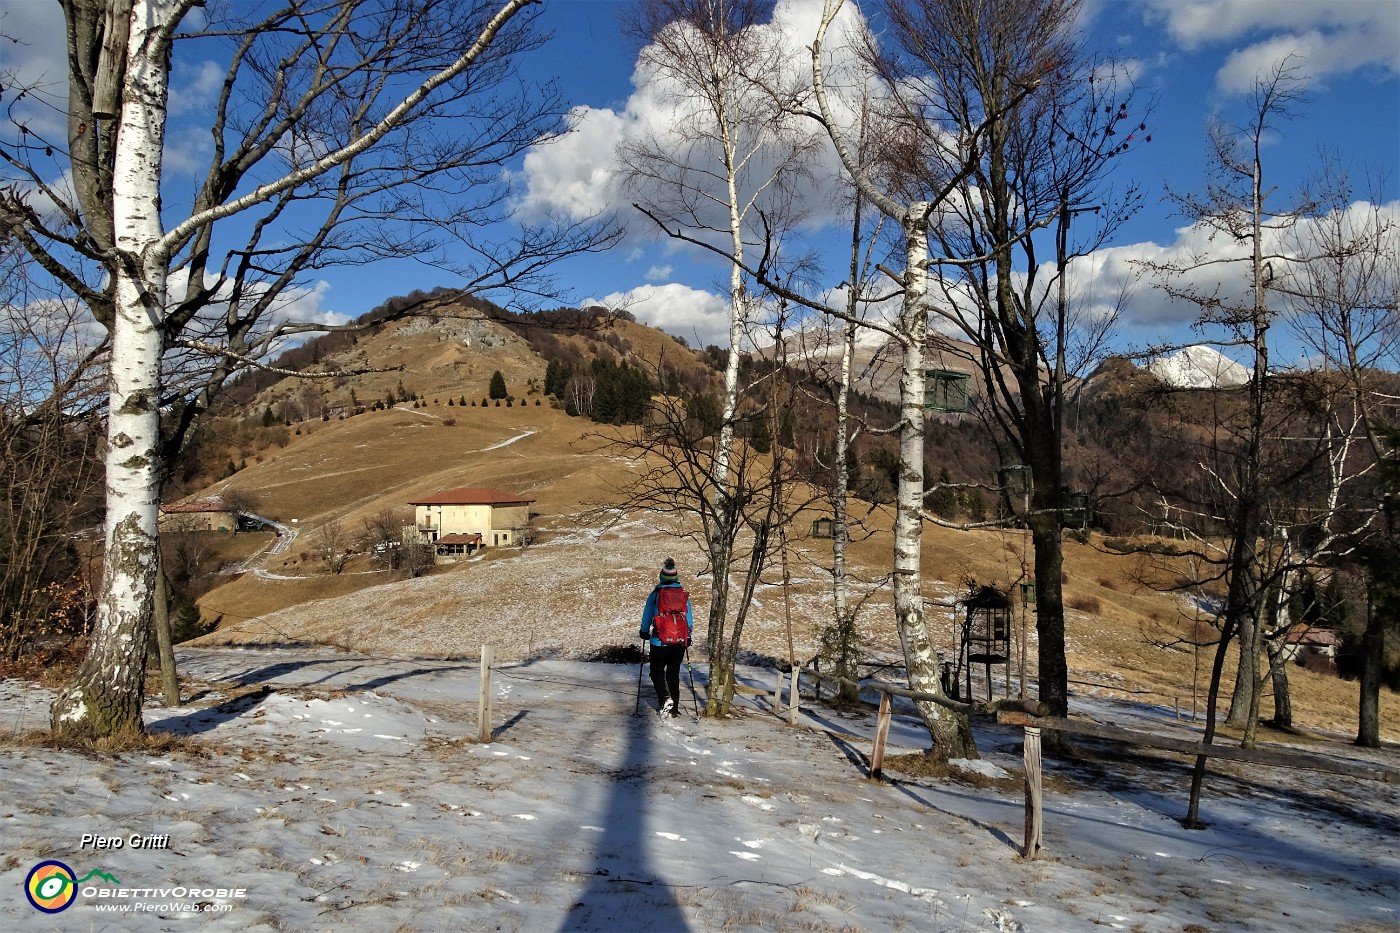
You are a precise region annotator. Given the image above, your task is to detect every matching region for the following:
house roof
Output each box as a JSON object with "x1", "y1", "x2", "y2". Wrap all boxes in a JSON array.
[
  {"x1": 1285, "y1": 627, "x2": 1341, "y2": 647},
  {"x1": 435, "y1": 533, "x2": 483, "y2": 545},
  {"x1": 160, "y1": 497, "x2": 233, "y2": 514},
  {"x1": 409, "y1": 486, "x2": 534, "y2": 507}
]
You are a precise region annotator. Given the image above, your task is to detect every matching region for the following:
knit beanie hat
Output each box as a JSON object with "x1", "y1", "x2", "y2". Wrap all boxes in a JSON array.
[{"x1": 659, "y1": 557, "x2": 679, "y2": 584}]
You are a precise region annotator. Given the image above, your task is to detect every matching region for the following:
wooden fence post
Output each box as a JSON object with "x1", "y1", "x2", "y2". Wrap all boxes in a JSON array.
[
  {"x1": 774, "y1": 669, "x2": 784, "y2": 713},
  {"x1": 787, "y1": 669, "x2": 799, "y2": 725},
  {"x1": 478, "y1": 644, "x2": 494, "y2": 743},
  {"x1": 870, "y1": 691, "x2": 893, "y2": 781},
  {"x1": 1022, "y1": 725, "x2": 1043, "y2": 859}
]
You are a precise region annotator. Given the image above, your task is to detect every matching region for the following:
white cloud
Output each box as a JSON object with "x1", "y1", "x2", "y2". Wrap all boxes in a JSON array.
[
  {"x1": 645, "y1": 265, "x2": 673, "y2": 281},
  {"x1": 169, "y1": 59, "x2": 227, "y2": 116},
  {"x1": 514, "y1": 0, "x2": 864, "y2": 242},
  {"x1": 1071, "y1": 198, "x2": 1400, "y2": 346},
  {"x1": 1142, "y1": 0, "x2": 1400, "y2": 93},
  {"x1": 589, "y1": 282, "x2": 730, "y2": 349},
  {"x1": 514, "y1": 105, "x2": 631, "y2": 221}
]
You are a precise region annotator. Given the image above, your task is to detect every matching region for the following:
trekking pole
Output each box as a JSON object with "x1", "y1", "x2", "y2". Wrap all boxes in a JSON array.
[
  {"x1": 685, "y1": 645, "x2": 701, "y2": 719},
  {"x1": 634, "y1": 643, "x2": 647, "y2": 716}
]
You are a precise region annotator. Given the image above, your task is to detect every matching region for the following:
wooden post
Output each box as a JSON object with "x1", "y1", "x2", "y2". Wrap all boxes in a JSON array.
[
  {"x1": 478, "y1": 644, "x2": 494, "y2": 743},
  {"x1": 774, "y1": 669, "x2": 784, "y2": 713},
  {"x1": 1022, "y1": 725, "x2": 1043, "y2": 859},
  {"x1": 870, "y1": 692, "x2": 893, "y2": 781},
  {"x1": 787, "y1": 669, "x2": 799, "y2": 725}
]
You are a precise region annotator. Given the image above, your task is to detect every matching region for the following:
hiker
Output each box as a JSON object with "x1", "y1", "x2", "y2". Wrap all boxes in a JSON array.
[{"x1": 639, "y1": 557, "x2": 692, "y2": 717}]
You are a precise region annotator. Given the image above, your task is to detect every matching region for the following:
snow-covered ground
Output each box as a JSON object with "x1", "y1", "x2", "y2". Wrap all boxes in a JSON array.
[{"x1": 3, "y1": 647, "x2": 1396, "y2": 932}]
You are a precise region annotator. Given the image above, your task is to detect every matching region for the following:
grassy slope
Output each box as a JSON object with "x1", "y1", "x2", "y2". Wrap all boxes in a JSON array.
[{"x1": 188, "y1": 319, "x2": 1399, "y2": 745}]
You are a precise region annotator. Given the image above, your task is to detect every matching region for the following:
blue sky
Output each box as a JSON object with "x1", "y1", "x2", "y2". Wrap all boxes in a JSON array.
[{"x1": 4, "y1": 0, "x2": 1397, "y2": 363}]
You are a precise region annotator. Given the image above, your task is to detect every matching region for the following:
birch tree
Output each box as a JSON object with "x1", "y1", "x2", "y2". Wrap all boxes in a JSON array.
[
  {"x1": 1, "y1": 0, "x2": 614, "y2": 738},
  {"x1": 802, "y1": 0, "x2": 1049, "y2": 757},
  {"x1": 621, "y1": 0, "x2": 820, "y2": 711},
  {"x1": 900, "y1": 0, "x2": 1146, "y2": 726}
]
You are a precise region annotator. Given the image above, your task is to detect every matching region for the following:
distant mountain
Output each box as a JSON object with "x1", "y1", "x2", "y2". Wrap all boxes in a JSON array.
[{"x1": 1148, "y1": 346, "x2": 1249, "y2": 389}]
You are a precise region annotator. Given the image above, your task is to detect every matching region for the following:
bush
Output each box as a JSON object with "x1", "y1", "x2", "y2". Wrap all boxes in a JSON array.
[
  {"x1": 442, "y1": 418, "x2": 456, "y2": 427},
  {"x1": 1067, "y1": 594, "x2": 1102, "y2": 614}
]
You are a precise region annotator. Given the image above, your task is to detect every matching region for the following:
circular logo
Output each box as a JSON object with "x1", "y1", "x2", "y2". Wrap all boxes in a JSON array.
[{"x1": 25, "y1": 861, "x2": 77, "y2": 913}]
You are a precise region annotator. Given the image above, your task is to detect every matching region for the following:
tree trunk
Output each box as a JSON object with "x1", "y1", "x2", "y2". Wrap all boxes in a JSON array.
[
  {"x1": 52, "y1": 263, "x2": 165, "y2": 738},
  {"x1": 51, "y1": 1, "x2": 171, "y2": 739},
  {"x1": 702, "y1": 62, "x2": 749, "y2": 715},
  {"x1": 1225, "y1": 596, "x2": 1260, "y2": 729},
  {"x1": 153, "y1": 560, "x2": 180, "y2": 706},
  {"x1": 829, "y1": 202, "x2": 862, "y2": 707},
  {"x1": 1031, "y1": 520, "x2": 1067, "y2": 718},
  {"x1": 1186, "y1": 619, "x2": 1235, "y2": 828},
  {"x1": 1268, "y1": 642, "x2": 1292, "y2": 730},
  {"x1": 895, "y1": 207, "x2": 975, "y2": 759},
  {"x1": 1356, "y1": 578, "x2": 1385, "y2": 747},
  {"x1": 1225, "y1": 143, "x2": 1272, "y2": 731}
]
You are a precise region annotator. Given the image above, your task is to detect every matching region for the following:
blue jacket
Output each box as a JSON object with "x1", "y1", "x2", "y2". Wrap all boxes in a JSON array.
[{"x1": 640, "y1": 581, "x2": 693, "y2": 647}]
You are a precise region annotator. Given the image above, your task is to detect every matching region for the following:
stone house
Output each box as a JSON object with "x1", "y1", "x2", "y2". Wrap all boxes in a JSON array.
[
  {"x1": 408, "y1": 486, "x2": 534, "y2": 557},
  {"x1": 1283, "y1": 626, "x2": 1341, "y2": 672}
]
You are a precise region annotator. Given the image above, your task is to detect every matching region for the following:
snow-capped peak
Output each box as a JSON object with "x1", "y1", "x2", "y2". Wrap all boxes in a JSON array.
[{"x1": 1148, "y1": 346, "x2": 1249, "y2": 389}]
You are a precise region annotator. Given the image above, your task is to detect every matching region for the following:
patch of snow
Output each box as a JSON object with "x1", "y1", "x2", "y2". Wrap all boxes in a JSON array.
[
  {"x1": 2, "y1": 651, "x2": 1395, "y2": 933},
  {"x1": 1148, "y1": 345, "x2": 1249, "y2": 388}
]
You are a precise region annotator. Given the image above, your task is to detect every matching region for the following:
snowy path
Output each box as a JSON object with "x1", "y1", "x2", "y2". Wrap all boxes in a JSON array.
[
  {"x1": 480, "y1": 430, "x2": 536, "y2": 451},
  {"x1": 3, "y1": 647, "x2": 1395, "y2": 932}
]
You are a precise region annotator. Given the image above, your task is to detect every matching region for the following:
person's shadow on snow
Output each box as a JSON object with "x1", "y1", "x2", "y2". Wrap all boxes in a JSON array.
[{"x1": 557, "y1": 707, "x2": 691, "y2": 932}]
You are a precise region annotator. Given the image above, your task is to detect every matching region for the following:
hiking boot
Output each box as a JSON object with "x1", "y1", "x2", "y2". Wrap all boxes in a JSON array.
[
  {"x1": 669, "y1": 704, "x2": 682, "y2": 718},
  {"x1": 660, "y1": 698, "x2": 675, "y2": 716}
]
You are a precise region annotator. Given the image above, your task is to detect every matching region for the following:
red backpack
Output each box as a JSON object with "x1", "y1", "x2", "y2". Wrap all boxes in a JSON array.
[{"x1": 653, "y1": 586, "x2": 690, "y2": 645}]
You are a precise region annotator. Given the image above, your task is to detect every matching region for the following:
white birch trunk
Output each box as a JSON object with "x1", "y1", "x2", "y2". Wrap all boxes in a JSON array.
[
  {"x1": 702, "y1": 54, "x2": 747, "y2": 711},
  {"x1": 810, "y1": 1, "x2": 973, "y2": 756},
  {"x1": 52, "y1": 0, "x2": 174, "y2": 736},
  {"x1": 893, "y1": 209, "x2": 974, "y2": 758}
]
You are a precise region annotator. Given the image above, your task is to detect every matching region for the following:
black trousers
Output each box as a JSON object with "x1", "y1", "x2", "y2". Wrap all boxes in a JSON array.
[{"x1": 649, "y1": 643, "x2": 686, "y2": 707}]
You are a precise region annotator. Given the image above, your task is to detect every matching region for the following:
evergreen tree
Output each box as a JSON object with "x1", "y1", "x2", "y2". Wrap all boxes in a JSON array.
[
  {"x1": 748, "y1": 415, "x2": 772, "y2": 454},
  {"x1": 545, "y1": 358, "x2": 571, "y2": 397},
  {"x1": 930, "y1": 467, "x2": 958, "y2": 518},
  {"x1": 489, "y1": 371, "x2": 508, "y2": 400}
]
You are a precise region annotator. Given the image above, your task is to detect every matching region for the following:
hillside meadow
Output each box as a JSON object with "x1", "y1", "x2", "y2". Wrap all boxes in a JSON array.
[{"x1": 187, "y1": 395, "x2": 1400, "y2": 748}]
